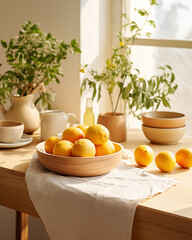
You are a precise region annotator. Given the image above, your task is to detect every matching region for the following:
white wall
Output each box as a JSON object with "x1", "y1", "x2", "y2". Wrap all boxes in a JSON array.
[
  {"x1": 0, "y1": 0, "x2": 115, "y2": 239},
  {"x1": 80, "y1": 0, "x2": 113, "y2": 123}
]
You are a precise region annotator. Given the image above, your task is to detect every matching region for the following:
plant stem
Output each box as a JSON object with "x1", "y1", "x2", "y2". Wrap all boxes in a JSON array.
[
  {"x1": 28, "y1": 84, "x2": 34, "y2": 94},
  {"x1": 113, "y1": 77, "x2": 126, "y2": 114},
  {"x1": 20, "y1": 83, "x2": 32, "y2": 96},
  {"x1": 109, "y1": 93, "x2": 114, "y2": 113}
]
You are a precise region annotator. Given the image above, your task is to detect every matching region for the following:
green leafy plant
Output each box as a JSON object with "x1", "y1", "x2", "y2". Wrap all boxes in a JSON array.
[
  {"x1": 0, "y1": 21, "x2": 81, "y2": 109},
  {"x1": 80, "y1": 0, "x2": 177, "y2": 118}
]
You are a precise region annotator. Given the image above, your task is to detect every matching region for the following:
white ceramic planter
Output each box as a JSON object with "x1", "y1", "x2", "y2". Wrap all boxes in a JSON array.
[{"x1": 0, "y1": 94, "x2": 40, "y2": 134}]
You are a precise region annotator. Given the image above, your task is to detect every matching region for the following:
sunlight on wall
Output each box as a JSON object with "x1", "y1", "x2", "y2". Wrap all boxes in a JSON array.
[
  {"x1": 80, "y1": 0, "x2": 112, "y2": 124},
  {"x1": 81, "y1": 0, "x2": 100, "y2": 64}
]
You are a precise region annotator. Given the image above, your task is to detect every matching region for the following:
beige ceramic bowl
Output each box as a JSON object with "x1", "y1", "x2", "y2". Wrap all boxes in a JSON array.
[
  {"x1": 141, "y1": 111, "x2": 186, "y2": 128},
  {"x1": 36, "y1": 141, "x2": 124, "y2": 177},
  {"x1": 142, "y1": 124, "x2": 186, "y2": 144},
  {"x1": 0, "y1": 120, "x2": 24, "y2": 143}
]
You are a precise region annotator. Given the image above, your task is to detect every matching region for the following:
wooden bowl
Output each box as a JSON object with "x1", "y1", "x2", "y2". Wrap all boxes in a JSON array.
[
  {"x1": 142, "y1": 124, "x2": 186, "y2": 144},
  {"x1": 0, "y1": 120, "x2": 24, "y2": 143},
  {"x1": 141, "y1": 111, "x2": 186, "y2": 128},
  {"x1": 36, "y1": 141, "x2": 124, "y2": 177}
]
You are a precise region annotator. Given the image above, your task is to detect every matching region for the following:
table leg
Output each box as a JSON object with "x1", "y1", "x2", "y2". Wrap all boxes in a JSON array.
[{"x1": 16, "y1": 211, "x2": 29, "y2": 240}]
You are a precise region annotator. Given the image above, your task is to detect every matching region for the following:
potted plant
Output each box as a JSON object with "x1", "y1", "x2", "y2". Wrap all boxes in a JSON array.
[
  {"x1": 0, "y1": 21, "x2": 80, "y2": 133},
  {"x1": 80, "y1": 1, "x2": 177, "y2": 141}
]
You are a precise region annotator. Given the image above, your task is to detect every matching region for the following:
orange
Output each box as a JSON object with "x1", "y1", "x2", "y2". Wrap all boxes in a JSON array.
[
  {"x1": 53, "y1": 140, "x2": 73, "y2": 156},
  {"x1": 134, "y1": 145, "x2": 154, "y2": 166},
  {"x1": 62, "y1": 127, "x2": 84, "y2": 143},
  {"x1": 72, "y1": 138, "x2": 96, "y2": 157},
  {"x1": 155, "y1": 151, "x2": 176, "y2": 172},
  {"x1": 85, "y1": 124, "x2": 109, "y2": 145},
  {"x1": 175, "y1": 148, "x2": 192, "y2": 168},
  {"x1": 76, "y1": 124, "x2": 88, "y2": 135},
  {"x1": 44, "y1": 136, "x2": 61, "y2": 154},
  {"x1": 95, "y1": 140, "x2": 115, "y2": 156}
]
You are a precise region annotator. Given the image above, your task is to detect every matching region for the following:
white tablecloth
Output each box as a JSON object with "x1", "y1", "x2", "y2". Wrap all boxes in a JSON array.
[{"x1": 26, "y1": 154, "x2": 177, "y2": 240}]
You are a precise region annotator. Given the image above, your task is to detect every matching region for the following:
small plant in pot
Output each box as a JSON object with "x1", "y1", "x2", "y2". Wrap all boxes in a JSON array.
[
  {"x1": 0, "y1": 21, "x2": 80, "y2": 133},
  {"x1": 80, "y1": 1, "x2": 177, "y2": 142}
]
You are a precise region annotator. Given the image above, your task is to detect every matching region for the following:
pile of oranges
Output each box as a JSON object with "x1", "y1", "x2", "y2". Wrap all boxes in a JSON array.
[
  {"x1": 44, "y1": 124, "x2": 116, "y2": 157},
  {"x1": 134, "y1": 145, "x2": 192, "y2": 172}
]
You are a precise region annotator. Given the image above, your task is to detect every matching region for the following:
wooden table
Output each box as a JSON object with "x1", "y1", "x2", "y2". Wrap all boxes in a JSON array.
[{"x1": 0, "y1": 129, "x2": 192, "y2": 240}]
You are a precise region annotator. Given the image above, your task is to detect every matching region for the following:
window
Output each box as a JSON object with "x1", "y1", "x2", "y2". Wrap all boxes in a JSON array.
[{"x1": 124, "y1": 0, "x2": 192, "y2": 135}]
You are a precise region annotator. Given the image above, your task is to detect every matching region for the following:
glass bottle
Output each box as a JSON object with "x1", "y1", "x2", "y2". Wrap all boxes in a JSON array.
[{"x1": 83, "y1": 98, "x2": 95, "y2": 126}]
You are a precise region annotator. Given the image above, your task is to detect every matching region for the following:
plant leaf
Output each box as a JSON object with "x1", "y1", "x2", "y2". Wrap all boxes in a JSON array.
[
  {"x1": 97, "y1": 84, "x2": 101, "y2": 102},
  {"x1": 1, "y1": 40, "x2": 7, "y2": 48}
]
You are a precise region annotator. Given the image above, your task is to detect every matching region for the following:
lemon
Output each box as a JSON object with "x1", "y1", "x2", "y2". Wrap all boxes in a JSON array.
[
  {"x1": 53, "y1": 140, "x2": 73, "y2": 156},
  {"x1": 62, "y1": 127, "x2": 84, "y2": 143},
  {"x1": 76, "y1": 124, "x2": 88, "y2": 135},
  {"x1": 175, "y1": 148, "x2": 192, "y2": 168},
  {"x1": 95, "y1": 140, "x2": 115, "y2": 156},
  {"x1": 155, "y1": 151, "x2": 176, "y2": 172},
  {"x1": 134, "y1": 145, "x2": 154, "y2": 166},
  {"x1": 72, "y1": 138, "x2": 96, "y2": 157},
  {"x1": 85, "y1": 124, "x2": 109, "y2": 145},
  {"x1": 44, "y1": 136, "x2": 61, "y2": 154}
]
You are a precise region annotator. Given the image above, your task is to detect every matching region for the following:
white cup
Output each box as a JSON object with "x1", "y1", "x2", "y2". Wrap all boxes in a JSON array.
[
  {"x1": 40, "y1": 110, "x2": 76, "y2": 141},
  {"x1": 0, "y1": 120, "x2": 24, "y2": 143}
]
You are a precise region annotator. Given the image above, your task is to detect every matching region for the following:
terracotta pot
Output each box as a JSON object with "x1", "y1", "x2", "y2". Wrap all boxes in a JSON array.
[
  {"x1": 0, "y1": 94, "x2": 40, "y2": 134},
  {"x1": 97, "y1": 112, "x2": 127, "y2": 142}
]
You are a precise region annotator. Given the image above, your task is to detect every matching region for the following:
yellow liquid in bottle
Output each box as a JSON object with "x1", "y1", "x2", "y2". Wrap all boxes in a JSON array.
[
  {"x1": 83, "y1": 107, "x2": 95, "y2": 126},
  {"x1": 83, "y1": 99, "x2": 95, "y2": 126}
]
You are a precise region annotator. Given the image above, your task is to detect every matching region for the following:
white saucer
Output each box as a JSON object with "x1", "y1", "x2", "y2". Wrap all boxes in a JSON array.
[{"x1": 0, "y1": 134, "x2": 33, "y2": 148}]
